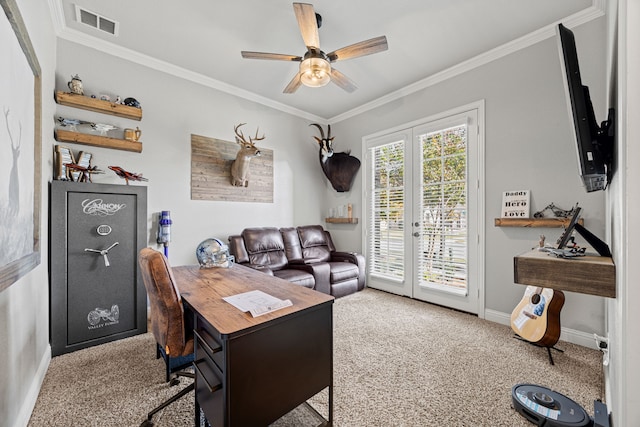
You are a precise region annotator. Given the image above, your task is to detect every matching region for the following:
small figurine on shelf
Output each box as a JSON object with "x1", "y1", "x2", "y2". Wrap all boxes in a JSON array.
[
  {"x1": 124, "y1": 127, "x2": 142, "y2": 142},
  {"x1": 115, "y1": 96, "x2": 122, "y2": 104},
  {"x1": 57, "y1": 116, "x2": 93, "y2": 132},
  {"x1": 123, "y1": 97, "x2": 141, "y2": 108},
  {"x1": 65, "y1": 163, "x2": 104, "y2": 183},
  {"x1": 108, "y1": 166, "x2": 149, "y2": 185},
  {"x1": 91, "y1": 122, "x2": 118, "y2": 135},
  {"x1": 67, "y1": 74, "x2": 84, "y2": 95}
]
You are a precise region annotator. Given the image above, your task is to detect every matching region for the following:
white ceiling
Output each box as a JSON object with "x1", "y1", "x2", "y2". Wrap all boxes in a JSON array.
[{"x1": 50, "y1": 0, "x2": 599, "y2": 122}]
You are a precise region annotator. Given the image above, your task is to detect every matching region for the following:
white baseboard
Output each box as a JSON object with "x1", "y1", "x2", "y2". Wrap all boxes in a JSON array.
[
  {"x1": 484, "y1": 308, "x2": 599, "y2": 350},
  {"x1": 15, "y1": 345, "x2": 51, "y2": 427}
]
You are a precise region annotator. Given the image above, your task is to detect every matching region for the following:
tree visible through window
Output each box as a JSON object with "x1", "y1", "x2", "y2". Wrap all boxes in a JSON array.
[
  {"x1": 418, "y1": 125, "x2": 467, "y2": 290},
  {"x1": 369, "y1": 140, "x2": 405, "y2": 280}
]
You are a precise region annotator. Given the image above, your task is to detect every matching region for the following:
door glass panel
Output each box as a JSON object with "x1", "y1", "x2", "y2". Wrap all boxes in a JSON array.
[
  {"x1": 369, "y1": 140, "x2": 405, "y2": 281},
  {"x1": 417, "y1": 124, "x2": 468, "y2": 293}
]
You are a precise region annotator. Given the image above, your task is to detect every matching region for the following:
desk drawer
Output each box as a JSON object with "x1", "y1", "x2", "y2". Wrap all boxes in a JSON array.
[
  {"x1": 195, "y1": 327, "x2": 224, "y2": 371},
  {"x1": 194, "y1": 359, "x2": 223, "y2": 427}
]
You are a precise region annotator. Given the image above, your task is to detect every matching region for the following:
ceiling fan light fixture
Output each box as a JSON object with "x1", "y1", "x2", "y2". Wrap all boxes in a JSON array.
[{"x1": 299, "y1": 57, "x2": 331, "y2": 87}]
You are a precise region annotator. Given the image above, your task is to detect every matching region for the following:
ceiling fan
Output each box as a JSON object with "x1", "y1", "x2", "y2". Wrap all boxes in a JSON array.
[{"x1": 241, "y1": 2, "x2": 388, "y2": 94}]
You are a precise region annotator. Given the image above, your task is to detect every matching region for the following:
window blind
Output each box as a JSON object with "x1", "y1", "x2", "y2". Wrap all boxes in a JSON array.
[
  {"x1": 369, "y1": 140, "x2": 405, "y2": 280},
  {"x1": 417, "y1": 124, "x2": 468, "y2": 290}
]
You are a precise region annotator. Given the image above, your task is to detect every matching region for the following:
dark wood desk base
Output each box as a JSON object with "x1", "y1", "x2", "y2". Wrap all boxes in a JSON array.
[{"x1": 174, "y1": 265, "x2": 334, "y2": 427}]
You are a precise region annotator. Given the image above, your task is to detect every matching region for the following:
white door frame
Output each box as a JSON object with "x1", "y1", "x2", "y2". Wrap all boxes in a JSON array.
[{"x1": 362, "y1": 100, "x2": 485, "y2": 317}]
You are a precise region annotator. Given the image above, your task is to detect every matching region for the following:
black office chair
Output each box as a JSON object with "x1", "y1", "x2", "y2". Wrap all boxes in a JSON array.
[{"x1": 138, "y1": 248, "x2": 195, "y2": 427}]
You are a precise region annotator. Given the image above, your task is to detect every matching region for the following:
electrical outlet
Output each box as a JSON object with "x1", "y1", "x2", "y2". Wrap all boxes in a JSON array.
[{"x1": 594, "y1": 334, "x2": 610, "y2": 366}]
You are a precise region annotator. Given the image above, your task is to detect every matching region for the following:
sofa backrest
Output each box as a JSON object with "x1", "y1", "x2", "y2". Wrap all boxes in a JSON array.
[
  {"x1": 239, "y1": 227, "x2": 289, "y2": 270},
  {"x1": 228, "y1": 235, "x2": 249, "y2": 263},
  {"x1": 280, "y1": 227, "x2": 303, "y2": 261},
  {"x1": 230, "y1": 225, "x2": 340, "y2": 268},
  {"x1": 297, "y1": 225, "x2": 333, "y2": 262}
]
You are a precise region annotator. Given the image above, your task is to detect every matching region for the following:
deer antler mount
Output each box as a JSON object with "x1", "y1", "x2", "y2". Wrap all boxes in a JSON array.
[
  {"x1": 230, "y1": 123, "x2": 265, "y2": 187},
  {"x1": 310, "y1": 123, "x2": 360, "y2": 192}
]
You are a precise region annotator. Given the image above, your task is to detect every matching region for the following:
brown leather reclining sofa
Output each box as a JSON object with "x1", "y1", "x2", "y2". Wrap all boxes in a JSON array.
[{"x1": 228, "y1": 225, "x2": 365, "y2": 298}]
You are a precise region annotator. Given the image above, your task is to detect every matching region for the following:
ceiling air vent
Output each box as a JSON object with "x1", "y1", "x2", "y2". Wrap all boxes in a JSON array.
[{"x1": 74, "y1": 5, "x2": 119, "y2": 36}]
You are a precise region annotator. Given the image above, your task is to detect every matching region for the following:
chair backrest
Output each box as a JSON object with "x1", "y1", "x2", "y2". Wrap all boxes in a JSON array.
[{"x1": 138, "y1": 248, "x2": 188, "y2": 357}]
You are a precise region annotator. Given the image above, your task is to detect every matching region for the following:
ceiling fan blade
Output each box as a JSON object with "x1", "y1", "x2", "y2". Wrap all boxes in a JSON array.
[
  {"x1": 327, "y1": 35, "x2": 388, "y2": 62},
  {"x1": 330, "y1": 67, "x2": 357, "y2": 93},
  {"x1": 283, "y1": 72, "x2": 303, "y2": 94},
  {"x1": 241, "y1": 51, "x2": 302, "y2": 61},
  {"x1": 293, "y1": 3, "x2": 320, "y2": 49}
]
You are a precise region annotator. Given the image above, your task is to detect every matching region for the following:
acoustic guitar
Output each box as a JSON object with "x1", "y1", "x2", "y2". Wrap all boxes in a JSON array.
[{"x1": 510, "y1": 286, "x2": 565, "y2": 347}]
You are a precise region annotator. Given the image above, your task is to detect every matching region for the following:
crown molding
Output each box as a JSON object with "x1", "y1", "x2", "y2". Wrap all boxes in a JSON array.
[
  {"x1": 329, "y1": 2, "x2": 606, "y2": 123},
  {"x1": 48, "y1": 1, "x2": 604, "y2": 125},
  {"x1": 47, "y1": 0, "x2": 326, "y2": 123}
]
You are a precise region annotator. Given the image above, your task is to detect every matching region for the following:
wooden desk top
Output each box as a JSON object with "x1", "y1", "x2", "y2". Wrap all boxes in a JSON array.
[{"x1": 173, "y1": 264, "x2": 334, "y2": 336}]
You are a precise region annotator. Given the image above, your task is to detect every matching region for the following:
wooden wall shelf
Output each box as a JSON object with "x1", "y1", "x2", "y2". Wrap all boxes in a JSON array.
[
  {"x1": 495, "y1": 218, "x2": 584, "y2": 228},
  {"x1": 325, "y1": 217, "x2": 358, "y2": 224},
  {"x1": 55, "y1": 129, "x2": 142, "y2": 153},
  {"x1": 55, "y1": 91, "x2": 142, "y2": 121},
  {"x1": 514, "y1": 249, "x2": 615, "y2": 298}
]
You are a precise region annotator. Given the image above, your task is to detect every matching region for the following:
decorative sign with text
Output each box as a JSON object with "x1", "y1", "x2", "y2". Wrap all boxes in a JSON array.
[{"x1": 501, "y1": 190, "x2": 530, "y2": 218}]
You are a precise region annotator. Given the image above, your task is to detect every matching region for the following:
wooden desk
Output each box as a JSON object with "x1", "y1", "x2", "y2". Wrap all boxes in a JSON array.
[
  {"x1": 174, "y1": 264, "x2": 334, "y2": 426},
  {"x1": 514, "y1": 249, "x2": 616, "y2": 298}
]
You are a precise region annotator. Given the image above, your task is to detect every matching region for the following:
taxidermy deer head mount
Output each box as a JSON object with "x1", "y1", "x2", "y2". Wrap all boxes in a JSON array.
[
  {"x1": 310, "y1": 123, "x2": 361, "y2": 192},
  {"x1": 231, "y1": 123, "x2": 265, "y2": 187}
]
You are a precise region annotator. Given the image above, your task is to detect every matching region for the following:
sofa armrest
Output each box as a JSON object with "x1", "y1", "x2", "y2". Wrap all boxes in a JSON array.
[
  {"x1": 288, "y1": 262, "x2": 331, "y2": 295},
  {"x1": 331, "y1": 251, "x2": 366, "y2": 290},
  {"x1": 289, "y1": 257, "x2": 323, "y2": 265}
]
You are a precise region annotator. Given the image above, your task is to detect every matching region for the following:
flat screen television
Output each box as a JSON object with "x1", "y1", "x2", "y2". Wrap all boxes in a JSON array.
[{"x1": 555, "y1": 23, "x2": 615, "y2": 192}]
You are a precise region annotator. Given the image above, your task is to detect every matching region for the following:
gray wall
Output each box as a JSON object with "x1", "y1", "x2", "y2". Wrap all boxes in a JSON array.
[
  {"x1": 55, "y1": 39, "x2": 323, "y2": 266},
  {"x1": 0, "y1": 1, "x2": 56, "y2": 426},
  {"x1": 328, "y1": 18, "x2": 608, "y2": 336}
]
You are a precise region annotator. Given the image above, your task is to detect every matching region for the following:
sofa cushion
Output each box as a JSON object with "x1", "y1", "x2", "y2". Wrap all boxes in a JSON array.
[
  {"x1": 241, "y1": 227, "x2": 288, "y2": 270},
  {"x1": 273, "y1": 269, "x2": 315, "y2": 288},
  {"x1": 328, "y1": 261, "x2": 360, "y2": 282}
]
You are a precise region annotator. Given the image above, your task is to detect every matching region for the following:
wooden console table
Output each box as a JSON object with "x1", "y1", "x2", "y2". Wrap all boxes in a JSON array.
[
  {"x1": 174, "y1": 264, "x2": 334, "y2": 426},
  {"x1": 514, "y1": 249, "x2": 615, "y2": 298}
]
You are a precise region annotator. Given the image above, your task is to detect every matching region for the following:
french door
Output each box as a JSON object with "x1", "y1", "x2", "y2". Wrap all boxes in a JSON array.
[{"x1": 364, "y1": 103, "x2": 484, "y2": 314}]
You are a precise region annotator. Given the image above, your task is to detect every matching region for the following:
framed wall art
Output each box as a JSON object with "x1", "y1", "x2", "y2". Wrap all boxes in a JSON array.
[{"x1": 0, "y1": 0, "x2": 42, "y2": 292}]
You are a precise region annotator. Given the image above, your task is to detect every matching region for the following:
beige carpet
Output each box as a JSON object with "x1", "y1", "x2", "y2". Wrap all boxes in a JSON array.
[{"x1": 28, "y1": 288, "x2": 604, "y2": 426}]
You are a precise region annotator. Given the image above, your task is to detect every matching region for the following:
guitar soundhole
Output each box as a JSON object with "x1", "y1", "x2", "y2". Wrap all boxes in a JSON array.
[{"x1": 531, "y1": 294, "x2": 541, "y2": 304}]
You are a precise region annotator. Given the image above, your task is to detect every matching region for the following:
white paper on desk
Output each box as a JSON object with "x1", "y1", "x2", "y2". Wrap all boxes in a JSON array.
[{"x1": 223, "y1": 290, "x2": 292, "y2": 317}]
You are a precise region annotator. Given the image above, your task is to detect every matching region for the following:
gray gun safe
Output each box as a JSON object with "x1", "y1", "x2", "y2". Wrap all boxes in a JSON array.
[{"x1": 50, "y1": 181, "x2": 147, "y2": 356}]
